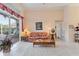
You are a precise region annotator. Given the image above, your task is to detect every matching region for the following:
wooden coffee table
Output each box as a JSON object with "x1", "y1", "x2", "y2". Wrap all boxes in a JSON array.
[{"x1": 33, "y1": 39, "x2": 55, "y2": 47}]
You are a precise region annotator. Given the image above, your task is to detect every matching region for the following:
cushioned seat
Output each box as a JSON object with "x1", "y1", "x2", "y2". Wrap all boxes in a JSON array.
[{"x1": 28, "y1": 32, "x2": 50, "y2": 42}]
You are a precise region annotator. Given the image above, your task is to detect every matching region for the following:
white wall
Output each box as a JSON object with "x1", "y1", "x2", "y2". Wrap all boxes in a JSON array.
[
  {"x1": 24, "y1": 9, "x2": 64, "y2": 32},
  {"x1": 63, "y1": 5, "x2": 79, "y2": 42}
]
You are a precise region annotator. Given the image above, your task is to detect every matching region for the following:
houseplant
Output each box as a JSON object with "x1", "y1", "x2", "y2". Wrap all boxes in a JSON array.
[{"x1": 0, "y1": 36, "x2": 12, "y2": 53}]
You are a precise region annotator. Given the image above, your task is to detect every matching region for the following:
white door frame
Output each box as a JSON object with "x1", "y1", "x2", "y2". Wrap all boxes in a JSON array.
[{"x1": 19, "y1": 19, "x2": 22, "y2": 41}]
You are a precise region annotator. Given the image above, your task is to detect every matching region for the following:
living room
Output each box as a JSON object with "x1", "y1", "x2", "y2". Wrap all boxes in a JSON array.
[{"x1": 0, "y1": 3, "x2": 79, "y2": 56}]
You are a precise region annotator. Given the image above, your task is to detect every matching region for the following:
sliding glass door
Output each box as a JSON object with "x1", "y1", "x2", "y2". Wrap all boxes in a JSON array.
[
  {"x1": 10, "y1": 18, "x2": 19, "y2": 40},
  {"x1": 0, "y1": 14, "x2": 20, "y2": 42}
]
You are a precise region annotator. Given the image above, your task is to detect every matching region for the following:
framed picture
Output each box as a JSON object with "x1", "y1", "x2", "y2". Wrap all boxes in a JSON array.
[{"x1": 36, "y1": 22, "x2": 43, "y2": 30}]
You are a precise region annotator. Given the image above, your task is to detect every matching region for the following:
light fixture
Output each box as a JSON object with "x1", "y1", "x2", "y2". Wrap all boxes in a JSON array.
[{"x1": 24, "y1": 28, "x2": 30, "y2": 36}]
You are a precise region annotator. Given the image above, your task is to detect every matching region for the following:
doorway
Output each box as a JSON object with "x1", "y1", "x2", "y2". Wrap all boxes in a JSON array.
[{"x1": 55, "y1": 20, "x2": 65, "y2": 40}]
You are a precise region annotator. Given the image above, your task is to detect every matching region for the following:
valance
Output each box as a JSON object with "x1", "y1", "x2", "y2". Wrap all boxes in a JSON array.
[{"x1": 0, "y1": 3, "x2": 23, "y2": 20}]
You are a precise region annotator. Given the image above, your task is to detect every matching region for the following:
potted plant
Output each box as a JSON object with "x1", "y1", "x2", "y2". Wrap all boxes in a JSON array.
[{"x1": 0, "y1": 36, "x2": 12, "y2": 53}]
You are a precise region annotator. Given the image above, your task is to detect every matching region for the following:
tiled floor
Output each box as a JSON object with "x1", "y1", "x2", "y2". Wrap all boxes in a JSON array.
[{"x1": 0, "y1": 40, "x2": 79, "y2": 56}]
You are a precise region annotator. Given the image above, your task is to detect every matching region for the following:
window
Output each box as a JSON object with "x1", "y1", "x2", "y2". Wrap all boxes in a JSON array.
[
  {"x1": 0, "y1": 14, "x2": 19, "y2": 36},
  {"x1": 0, "y1": 14, "x2": 20, "y2": 42},
  {"x1": 10, "y1": 18, "x2": 17, "y2": 34},
  {"x1": 2, "y1": 17, "x2": 9, "y2": 35},
  {"x1": 0, "y1": 15, "x2": 9, "y2": 35},
  {"x1": 10, "y1": 18, "x2": 19, "y2": 38}
]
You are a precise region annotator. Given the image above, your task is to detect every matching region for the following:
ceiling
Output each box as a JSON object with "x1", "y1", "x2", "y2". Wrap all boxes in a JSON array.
[
  {"x1": 22, "y1": 3, "x2": 79, "y2": 11},
  {"x1": 22, "y1": 3, "x2": 67, "y2": 11},
  {"x1": 4, "y1": 3, "x2": 79, "y2": 12},
  {"x1": 4, "y1": 3, "x2": 21, "y2": 13}
]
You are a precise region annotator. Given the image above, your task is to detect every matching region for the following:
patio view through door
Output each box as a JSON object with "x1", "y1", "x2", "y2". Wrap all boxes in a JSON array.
[{"x1": 0, "y1": 14, "x2": 19, "y2": 43}]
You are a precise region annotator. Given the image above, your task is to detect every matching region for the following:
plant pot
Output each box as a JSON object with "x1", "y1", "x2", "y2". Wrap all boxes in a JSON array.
[{"x1": 3, "y1": 46, "x2": 11, "y2": 53}]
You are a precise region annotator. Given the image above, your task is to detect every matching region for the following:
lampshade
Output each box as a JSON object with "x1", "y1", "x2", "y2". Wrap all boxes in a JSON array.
[{"x1": 24, "y1": 28, "x2": 30, "y2": 35}]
